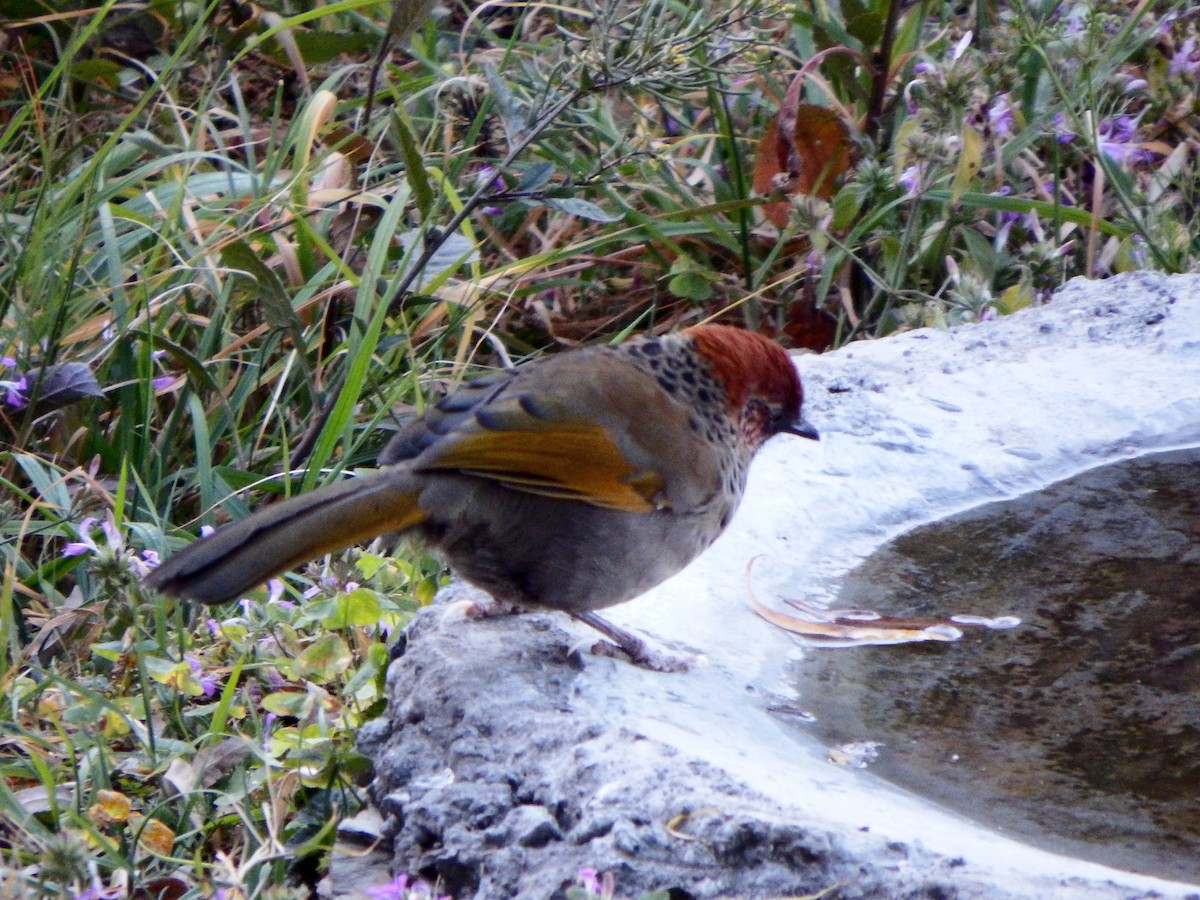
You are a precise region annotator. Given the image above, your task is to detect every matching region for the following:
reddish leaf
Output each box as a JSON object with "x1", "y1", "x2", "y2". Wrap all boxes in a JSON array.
[
  {"x1": 753, "y1": 73, "x2": 853, "y2": 227},
  {"x1": 784, "y1": 298, "x2": 839, "y2": 352}
]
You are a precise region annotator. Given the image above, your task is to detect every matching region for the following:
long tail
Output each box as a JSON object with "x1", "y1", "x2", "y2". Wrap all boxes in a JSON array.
[{"x1": 144, "y1": 468, "x2": 427, "y2": 605}]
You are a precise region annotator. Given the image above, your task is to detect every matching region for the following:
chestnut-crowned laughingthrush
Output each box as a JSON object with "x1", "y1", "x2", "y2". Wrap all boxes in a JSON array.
[{"x1": 146, "y1": 324, "x2": 818, "y2": 668}]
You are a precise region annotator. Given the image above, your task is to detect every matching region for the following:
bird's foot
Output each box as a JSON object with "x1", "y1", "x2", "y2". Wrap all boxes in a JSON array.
[
  {"x1": 571, "y1": 611, "x2": 692, "y2": 673},
  {"x1": 462, "y1": 596, "x2": 526, "y2": 619},
  {"x1": 589, "y1": 638, "x2": 692, "y2": 673},
  {"x1": 439, "y1": 586, "x2": 525, "y2": 626}
]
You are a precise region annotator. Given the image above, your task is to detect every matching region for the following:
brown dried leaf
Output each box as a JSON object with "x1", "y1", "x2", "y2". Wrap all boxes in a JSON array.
[{"x1": 753, "y1": 76, "x2": 852, "y2": 227}]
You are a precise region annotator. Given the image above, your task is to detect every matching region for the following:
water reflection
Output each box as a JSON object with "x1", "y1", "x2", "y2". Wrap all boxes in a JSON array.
[{"x1": 785, "y1": 447, "x2": 1200, "y2": 883}]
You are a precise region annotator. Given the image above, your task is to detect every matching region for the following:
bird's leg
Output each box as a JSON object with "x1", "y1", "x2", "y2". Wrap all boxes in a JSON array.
[
  {"x1": 461, "y1": 595, "x2": 526, "y2": 619},
  {"x1": 437, "y1": 583, "x2": 526, "y2": 625},
  {"x1": 570, "y1": 611, "x2": 691, "y2": 673}
]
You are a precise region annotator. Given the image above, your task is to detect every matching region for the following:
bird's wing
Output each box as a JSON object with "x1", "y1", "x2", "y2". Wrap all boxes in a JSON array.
[{"x1": 412, "y1": 387, "x2": 665, "y2": 512}]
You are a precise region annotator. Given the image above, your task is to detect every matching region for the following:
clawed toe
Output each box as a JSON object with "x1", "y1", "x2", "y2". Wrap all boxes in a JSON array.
[{"x1": 590, "y1": 638, "x2": 692, "y2": 672}]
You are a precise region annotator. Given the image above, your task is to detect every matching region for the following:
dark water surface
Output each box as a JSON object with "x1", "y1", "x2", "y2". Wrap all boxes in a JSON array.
[{"x1": 787, "y1": 447, "x2": 1200, "y2": 883}]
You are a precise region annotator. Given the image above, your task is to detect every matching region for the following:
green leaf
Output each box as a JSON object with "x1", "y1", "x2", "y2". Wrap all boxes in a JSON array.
[
  {"x1": 846, "y1": 11, "x2": 884, "y2": 49},
  {"x1": 537, "y1": 197, "x2": 623, "y2": 223},
  {"x1": 920, "y1": 191, "x2": 1132, "y2": 238},
  {"x1": 393, "y1": 105, "x2": 434, "y2": 217},
  {"x1": 484, "y1": 64, "x2": 526, "y2": 143},
  {"x1": 319, "y1": 588, "x2": 383, "y2": 629},
  {"x1": 395, "y1": 230, "x2": 479, "y2": 287},
  {"x1": 294, "y1": 633, "x2": 352, "y2": 682},
  {"x1": 996, "y1": 282, "x2": 1033, "y2": 314},
  {"x1": 666, "y1": 256, "x2": 716, "y2": 302},
  {"x1": 951, "y1": 124, "x2": 983, "y2": 205},
  {"x1": 958, "y1": 227, "x2": 996, "y2": 282},
  {"x1": 220, "y1": 240, "x2": 299, "y2": 330},
  {"x1": 262, "y1": 690, "x2": 313, "y2": 718},
  {"x1": 516, "y1": 162, "x2": 554, "y2": 192},
  {"x1": 355, "y1": 553, "x2": 388, "y2": 580},
  {"x1": 290, "y1": 31, "x2": 376, "y2": 63},
  {"x1": 830, "y1": 184, "x2": 865, "y2": 231}
]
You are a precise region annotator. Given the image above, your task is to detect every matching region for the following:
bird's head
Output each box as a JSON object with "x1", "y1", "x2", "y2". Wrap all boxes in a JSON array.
[{"x1": 687, "y1": 324, "x2": 819, "y2": 450}]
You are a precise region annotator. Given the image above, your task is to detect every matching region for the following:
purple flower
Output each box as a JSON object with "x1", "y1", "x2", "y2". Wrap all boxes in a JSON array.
[
  {"x1": 578, "y1": 868, "x2": 600, "y2": 894},
  {"x1": 100, "y1": 517, "x2": 120, "y2": 548},
  {"x1": 1097, "y1": 115, "x2": 1155, "y2": 165},
  {"x1": 904, "y1": 92, "x2": 920, "y2": 115},
  {"x1": 1102, "y1": 115, "x2": 1138, "y2": 142},
  {"x1": 986, "y1": 94, "x2": 1015, "y2": 138},
  {"x1": 62, "y1": 517, "x2": 100, "y2": 557},
  {"x1": 1062, "y1": 7, "x2": 1086, "y2": 37},
  {"x1": 1169, "y1": 36, "x2": 1200, "y2": 77},
  {"x1": 898, "y1": 164, "x2": 925, "y2": 194},
  {"x1": 366, "y1": 874, "x2": 410, "y2": 899},
  {"x1": 577, "y1": 867, "x2": 614, "y2": 897},
  {"x1": 475, "y1": 164, "x2": 505, "y2": 194},
  {"x1": 1052, "y1": 112, "x2": 1075, "y2": 144},
  {"x1": 365, "y1": 873, "x2": 448, "y2": 900},
  {"x1": 1126, "y1": 235, "x2": 1150, "y2": 267},
  {"x1": 1156, "y1": 11, "x2": 1180, "y2": 38},
  {"x1": 70, "y1": 883, "x2": 121, "y2": 899},
  {"x1": 187, "y1": 655, "x2": 219, "y2": 697},
  {"x1": 3, "y1": 375, "x2": 27, "y2": 409},
  {"x1": 304, "y1": 573, "x2": 341, "y2": 599}
]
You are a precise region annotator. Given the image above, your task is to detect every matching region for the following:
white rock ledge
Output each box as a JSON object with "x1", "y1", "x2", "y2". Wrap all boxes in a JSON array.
[{"x1": 356, "y1": 272, "x2": 1200, "y2": 900}]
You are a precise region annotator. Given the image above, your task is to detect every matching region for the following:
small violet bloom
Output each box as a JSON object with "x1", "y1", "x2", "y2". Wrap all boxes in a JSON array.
[
  {"x1": 578, "y1": 867, "x2": 615, "y2": 897},
  {"x1": 365, "y1": 873, "x2": 451, "y2": 900},
  {"x1": 1098, "y1": 115, "x2": 1154, "y2": 165},
  {"x1": 3, "y1": 375, "x2": 27, "y2": 409},
  {"x1": 898, "y1": 164, "x2": 925, "y2": 195},
  {"x1": 365, "y1": 874, "x2": 410, "y2": 900},
  {"x1": 1170, "y1": 36, "x2": 1200, "y2": 77},
  {"x1": 1052, "y1": 112, "x2": 1075, "y2": 144},
  {"x1": 186, "y1": 655, "x2": 219, "y2": 697},
  {"x1": 62, "y1": 516, "x2": 113, "y2": 558},
  {"x1": 986, "y1": 94, "x2": 1015, "y2": 138}
]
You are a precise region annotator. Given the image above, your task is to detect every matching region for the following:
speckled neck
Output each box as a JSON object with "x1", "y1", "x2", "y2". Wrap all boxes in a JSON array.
[{"x1": 613, "y1": 332, "x2": 735, "y2": 429}]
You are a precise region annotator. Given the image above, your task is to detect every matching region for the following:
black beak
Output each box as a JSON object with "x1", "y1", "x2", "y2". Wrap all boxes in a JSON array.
[{"x1": 785, "y1": 417, "x2": 820, "y2": 441}]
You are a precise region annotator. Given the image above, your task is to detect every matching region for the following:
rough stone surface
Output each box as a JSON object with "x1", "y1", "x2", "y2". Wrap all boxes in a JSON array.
[{"x1": 357, "y1": 273, "x2": 1200, "y2": 900}]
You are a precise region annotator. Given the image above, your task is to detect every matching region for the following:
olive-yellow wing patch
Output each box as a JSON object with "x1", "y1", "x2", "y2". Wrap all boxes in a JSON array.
[{"x1": 414, "y1": 398, "x2": 664, "y2": 512}]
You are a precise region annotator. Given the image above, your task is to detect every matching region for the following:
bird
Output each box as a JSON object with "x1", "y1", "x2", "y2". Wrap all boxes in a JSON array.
[{"x1": 145, "y1": 324, "x2": 818, "y2": 669}]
